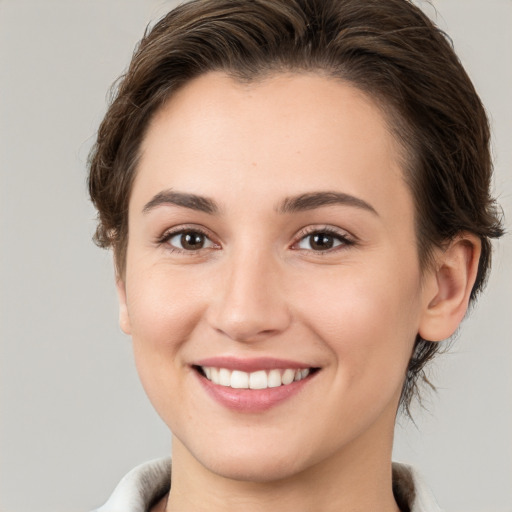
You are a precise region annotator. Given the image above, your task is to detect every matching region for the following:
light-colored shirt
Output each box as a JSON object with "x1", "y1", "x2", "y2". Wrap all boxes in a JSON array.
[{"x1": 92, "y1": 458, "x2": 442, "y2": 512}]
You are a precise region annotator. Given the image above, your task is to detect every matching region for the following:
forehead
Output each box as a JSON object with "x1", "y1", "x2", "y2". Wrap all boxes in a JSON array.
[{"x1": 134, "y1": 71, "x2": 412, "y2": 223}]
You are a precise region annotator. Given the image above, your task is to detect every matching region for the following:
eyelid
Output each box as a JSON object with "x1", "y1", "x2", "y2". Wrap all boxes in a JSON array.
[
  {"x1": 156, "y1": 224, "x2": 221, "y2": 252},
  {"x1": 291, "y1": 225, "x2": 356, "y2": 251},
  {"x1": 155, "y1": 223, "x2": 356, "y2": 254}
]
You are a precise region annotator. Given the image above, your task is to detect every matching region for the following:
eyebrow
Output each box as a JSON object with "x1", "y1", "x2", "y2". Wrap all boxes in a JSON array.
[
  {"x1": 142, "y1": 189, "x2": 219, "y2": 215},
  {"x1": 277, "y1": 191, "x2": 378, "y2": 216},
  {"x1": 142, "y1": 189, "x2": 377, "y2": 217}
]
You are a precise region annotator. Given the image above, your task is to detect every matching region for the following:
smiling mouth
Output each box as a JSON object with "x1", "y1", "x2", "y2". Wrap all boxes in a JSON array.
[{"x1": 193, "y1": 366, "x2": 319, "y2": 390}]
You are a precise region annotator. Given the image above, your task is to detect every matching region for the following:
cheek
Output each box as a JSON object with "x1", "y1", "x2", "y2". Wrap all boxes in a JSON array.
[
  {"x1": 297, "y1": 261, "x2": 422, "y2": 387},
  {"x1": 127, "y1": 265, "x2": 206, "y2": 342},
  {"x1": 125, "y1": 267, "x2": 206, "y2": 405}
]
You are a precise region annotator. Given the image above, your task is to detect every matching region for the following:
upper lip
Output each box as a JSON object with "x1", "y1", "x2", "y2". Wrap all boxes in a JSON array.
[{"x1": 192, "y1": 356, "x2": 318, "y2": 373}]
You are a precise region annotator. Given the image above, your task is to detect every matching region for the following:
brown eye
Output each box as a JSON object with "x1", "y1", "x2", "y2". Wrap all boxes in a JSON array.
[
  {"x1": 297, "y1": 231, "x2": 347, "y2": 251},
  {"x1": 310, "y1": 233, "x2": 335, "y2": 250},
  {"x1": 168, "y1": 230, "x2": 214, "y2": 251}
]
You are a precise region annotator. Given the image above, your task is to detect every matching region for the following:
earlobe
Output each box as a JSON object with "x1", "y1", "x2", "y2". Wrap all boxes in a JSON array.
[
  {"x1": 418, "y1": 234, "x2": 481, "y2": 342},
  {"x1": 116, "y1": 278, "x2": 132, "y2": 335}
]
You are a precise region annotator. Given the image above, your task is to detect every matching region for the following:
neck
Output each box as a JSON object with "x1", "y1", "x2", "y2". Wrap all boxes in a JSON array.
[{"x1": 165, "y1": 410, "x2": 400, "y2": 512}]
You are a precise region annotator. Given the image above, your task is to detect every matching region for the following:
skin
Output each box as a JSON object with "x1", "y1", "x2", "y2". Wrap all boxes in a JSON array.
[{"x1": 116, "y1": 72, "x2": 480, "y2": 512}]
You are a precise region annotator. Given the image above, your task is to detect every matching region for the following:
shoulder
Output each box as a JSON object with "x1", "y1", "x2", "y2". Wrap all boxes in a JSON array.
[
  {"x1": 393, "y1": 462, "x2": 443, "y2": 512},
  {"x1": 92, "y1": 458, "x2": 171, "y2": 512}
]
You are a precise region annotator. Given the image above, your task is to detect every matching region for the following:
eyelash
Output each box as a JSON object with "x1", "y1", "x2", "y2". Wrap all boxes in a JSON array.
[
  {"x1": 156, "y1": 225, "x2": 218, "y2": 255},
  {"x1": 291, "y1": 226, "x2": 355, "y2": 253},
  {"x1": 156, "y1": 225, "x2": 355, "y2": 254}
]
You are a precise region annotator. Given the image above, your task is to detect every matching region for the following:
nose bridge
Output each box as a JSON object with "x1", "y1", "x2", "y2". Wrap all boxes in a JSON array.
[{"x1": 208, "y1": 241, "x2": 291, "y2": 342}]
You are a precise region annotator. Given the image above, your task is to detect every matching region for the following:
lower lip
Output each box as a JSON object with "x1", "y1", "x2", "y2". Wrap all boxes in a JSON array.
[{"x1": 195, "y1": 371, "x2": 315, "y2": 412}]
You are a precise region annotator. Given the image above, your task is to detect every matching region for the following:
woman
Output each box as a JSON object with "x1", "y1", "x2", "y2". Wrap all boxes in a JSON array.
[{"x1": 88, "y1": 0, "x2": 503, "y2": 511}]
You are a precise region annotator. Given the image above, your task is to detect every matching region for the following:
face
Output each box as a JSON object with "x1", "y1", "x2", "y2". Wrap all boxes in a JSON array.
[{"x1": 118, "y1": 72, "x2": 433, "y2": 482}]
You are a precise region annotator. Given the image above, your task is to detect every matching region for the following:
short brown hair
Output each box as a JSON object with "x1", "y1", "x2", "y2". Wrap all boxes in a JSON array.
[{"x1": 88, "y1": 0, "x2": 503, "y2": 413}]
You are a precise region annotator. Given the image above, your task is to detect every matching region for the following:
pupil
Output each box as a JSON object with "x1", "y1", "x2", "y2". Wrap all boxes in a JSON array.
[
  {"x1": 181, "y1": 232, "x2": 204, "y2": 250},
  {"x1": 311, "y1": 233, "x2": 333, "y2": 250}
]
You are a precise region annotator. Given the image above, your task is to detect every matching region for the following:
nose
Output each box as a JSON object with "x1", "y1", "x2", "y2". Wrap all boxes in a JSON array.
[{"x1": 206, "y1": 247, "x2": 292, "y2": 342}]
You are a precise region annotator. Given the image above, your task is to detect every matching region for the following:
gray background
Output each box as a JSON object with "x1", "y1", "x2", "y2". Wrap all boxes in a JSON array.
[{"x1": 0, "y1": 1, "x2": 510, "y2": 511}]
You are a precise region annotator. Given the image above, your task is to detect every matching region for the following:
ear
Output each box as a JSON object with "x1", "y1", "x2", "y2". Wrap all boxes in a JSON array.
[
  {"x1": 418, "y1": 233, "x2": 481, "y2": 342},
  {"x1": 116, "y1": 278, "x2": 132, "y2": 335}
]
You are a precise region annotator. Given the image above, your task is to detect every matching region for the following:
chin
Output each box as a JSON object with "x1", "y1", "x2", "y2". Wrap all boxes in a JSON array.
[
  {"x1": 202, "y1": 452, "x2": 306, "y2": 484},
  {"x1": 178, "y1": 432, "x2": 313, "y2": 484}
]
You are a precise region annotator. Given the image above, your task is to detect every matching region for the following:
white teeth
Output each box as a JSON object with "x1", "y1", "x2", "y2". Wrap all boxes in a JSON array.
[
  {"x1": 231, "y1": 370, "x2": 249, "y2": 389},
  {"x1": 249, "y1": 370, "x2": 267, "y2": 389},
  {"x1": 300, "y1": 369, "x2": 310, "y2": 379},
  {"x1": 219, "y1": 368, "x2": 231, "y2": 386},
  {"x1": 281, "y1": 368, "x2": 295, "y2": 385},
  {"x1": 201, "y1": 366, "x2": 313, "y2": 389},
  {"x1": 267, "y1": 369, "x2": 282, "y2": 388}
]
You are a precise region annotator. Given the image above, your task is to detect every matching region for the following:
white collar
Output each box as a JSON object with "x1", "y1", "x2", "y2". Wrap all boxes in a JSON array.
[{"x1": 93, "y1": 458, "x2": 442, "y2": 512}]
